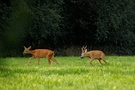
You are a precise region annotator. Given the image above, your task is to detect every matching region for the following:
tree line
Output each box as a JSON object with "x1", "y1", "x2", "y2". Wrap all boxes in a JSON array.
[{"x1": 1, "y1": 0, "x2": 135, "y2": 56}]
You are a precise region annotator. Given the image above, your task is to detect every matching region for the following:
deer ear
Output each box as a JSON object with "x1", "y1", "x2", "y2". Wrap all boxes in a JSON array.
[
  {"x1": 82, "y1": 47, "x2": 84, "y2": 51},
  {"x1": 85, "y1": 49, "x2": 87, "y2": 52},
  {"x1": 23, "y1": 46, "x2": 26, "y2": 49},
  {"x1": 82, "y1": 46, "x2": 85, "y2": 52},
  {"x1": 28, "y1": 46, "x2": 31, "y2": 49},
  {"x1": 84, "y1": 46, "x2": 87, "y2": 49}
]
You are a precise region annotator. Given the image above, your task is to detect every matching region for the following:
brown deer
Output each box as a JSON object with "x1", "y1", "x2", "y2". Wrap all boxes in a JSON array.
[
  {"x1": 81, "y1": 46, "x2": 107, "y2": 65},
  {"x1": 23, "y1": 46, "x2": 58, "y2": 65}
]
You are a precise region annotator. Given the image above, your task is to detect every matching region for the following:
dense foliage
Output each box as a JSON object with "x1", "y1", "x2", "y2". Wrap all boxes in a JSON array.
[{"x1": 1, "y1": 0, "x2": 135, "y2": 56}]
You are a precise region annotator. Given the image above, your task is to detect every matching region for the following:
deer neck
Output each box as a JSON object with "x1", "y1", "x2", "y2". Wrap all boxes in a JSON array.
[
  {"x1": 28, "y1": 50, "x2": 35, "y2": 55},
  {"x1": 85, "y1": 52, "x2": 89, "y2": 56}
]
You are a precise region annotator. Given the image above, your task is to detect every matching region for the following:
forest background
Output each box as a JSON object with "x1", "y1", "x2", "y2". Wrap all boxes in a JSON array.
[{"x1": 1, "y1": 0, "x2": 135, "y2": 57}]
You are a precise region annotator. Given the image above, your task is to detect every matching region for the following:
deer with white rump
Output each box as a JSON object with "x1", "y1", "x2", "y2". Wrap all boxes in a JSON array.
[
  {"x1": 81, "y1": 46, "x2": 107, "y2": 65},
  {"x1": 23, "y1": 46, "x2": 58, "y2": 65}
]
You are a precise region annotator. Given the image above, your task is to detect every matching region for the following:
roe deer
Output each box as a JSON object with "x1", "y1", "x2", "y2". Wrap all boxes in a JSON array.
[
  {"x1": 80, "y1": 46, "x2": 107, "y2": 65},
  {"x1": 23, "y1": 46, "x2": 58, "y2": 65}
]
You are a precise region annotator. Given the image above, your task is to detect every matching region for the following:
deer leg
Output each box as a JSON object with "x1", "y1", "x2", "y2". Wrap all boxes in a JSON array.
[
  {"x1": 38, "y1": 58, "x2": 40, "y2": 65},
  {"x1": 51, "y1": 56, "x2": 59, "y2": 64},
  {"x1": 28, "y1": 56, "x2": 34, "y2": 65},
  {"x1": 89, "y1": 59, "x2": 93, "y2": 65},
  {"x1": 47, "y1": 56, "x2": 51, "y2": 65},
  {"x1": 98, "y1": 59, "x2": 102, "y2": 65},
  {"x1": 102, "y1": 59, "x2": 108, "y2": 64}
]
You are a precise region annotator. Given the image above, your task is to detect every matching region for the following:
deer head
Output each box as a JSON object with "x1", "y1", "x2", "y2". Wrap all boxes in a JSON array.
[
  {"x1": 23, "y1": 46, "x2": 31, "y2": 54},
  {"x1": 81, "y1": 46, "x2": 87, "y2": 58}
]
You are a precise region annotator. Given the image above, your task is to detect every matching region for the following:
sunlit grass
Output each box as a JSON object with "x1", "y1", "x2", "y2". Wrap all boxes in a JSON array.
[{"x1": 0, "y1": 56, "x2": 135, "y2": 90}]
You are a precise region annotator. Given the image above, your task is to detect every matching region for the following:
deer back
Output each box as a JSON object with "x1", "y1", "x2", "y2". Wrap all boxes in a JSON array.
[
  {"x1": 88, "y1": 50, "x2": 105, "y2": 59},
  {"x1": 32, "y1": 49, "x2": 54, "y2": 58}
]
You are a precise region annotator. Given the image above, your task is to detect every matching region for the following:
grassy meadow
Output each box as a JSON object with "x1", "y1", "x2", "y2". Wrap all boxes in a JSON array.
[{"x1": 0, "y1": 56, "x2": 135, "y2": 90}]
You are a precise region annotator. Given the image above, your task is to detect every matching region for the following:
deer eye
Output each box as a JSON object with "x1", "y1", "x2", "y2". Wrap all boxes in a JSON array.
[{"x1": 25, "y1": 50, "x2": 28, "y2": 52}]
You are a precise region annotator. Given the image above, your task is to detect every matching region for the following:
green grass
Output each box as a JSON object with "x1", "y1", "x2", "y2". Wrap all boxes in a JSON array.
[{"x1": 0, "y1": 56, "x2": 135, "y2": 90}]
